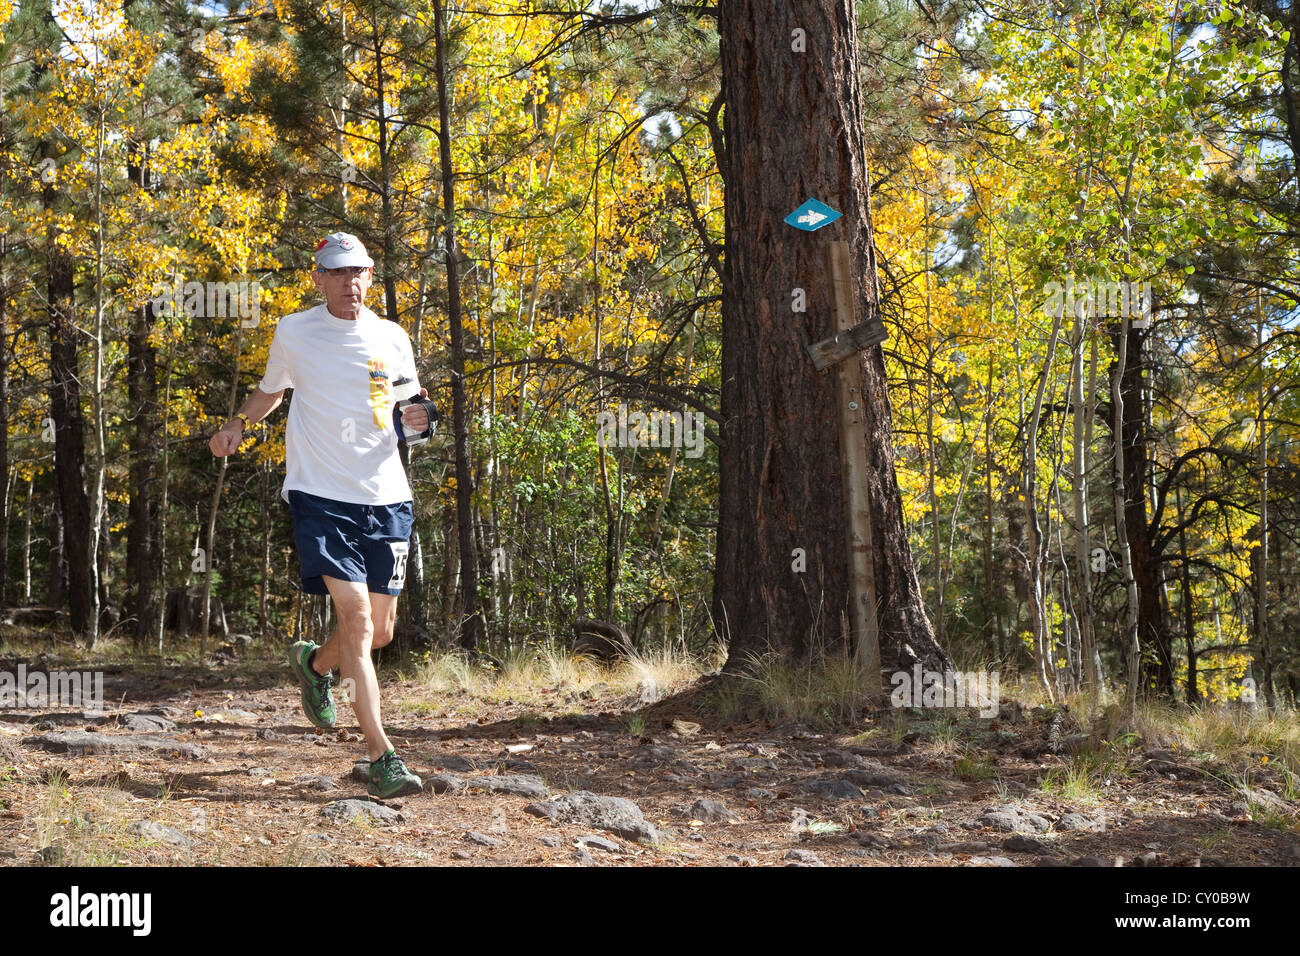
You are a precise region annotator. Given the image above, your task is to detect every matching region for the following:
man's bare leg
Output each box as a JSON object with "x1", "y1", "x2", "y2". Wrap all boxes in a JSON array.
[{"x1": 310, "y1": 576, "x2": 395, "y2": 761}]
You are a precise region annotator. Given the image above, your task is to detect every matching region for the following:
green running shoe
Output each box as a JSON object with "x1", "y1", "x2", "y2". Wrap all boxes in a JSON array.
[
  {"x1": 288, "y1": 641, "x2": 336, "y2": 728},
  {"x1": 368, "y1": 750, "x2": 423, "y2": 799}
]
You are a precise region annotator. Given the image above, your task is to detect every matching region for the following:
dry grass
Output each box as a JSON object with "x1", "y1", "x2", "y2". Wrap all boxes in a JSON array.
[
  {"x1": 1169, "y1": 706, "x2": 1300, "y2": 763},
  {"x1": 953, "y1": 746, "x2": 997, "y2": 780},
  {"x1": 1037, "y1": 743, "x2": 1134, "y2": 804},
  {"x1": 619, "y1": 644, "x2": 716, "y2": 703},
  {"x1": 998, "y1": 678, "x2": 1299, "y2": 760},
  {"x1": 715, "y1": 646, "x2": 876, "y2": 729},
  {"x1": 708, "y1": 653, "x2": 1300, "y2": 802},
  {"x1": 1014, "y1": 693, "x2": 1300, "y2": 807},
  {"x1": 23, "y1": 766, "x2": 334, "y2": 867},
  {"x1": 719, "y1": 649, "x2": 1005, "y2": 732},
  {"x1": 406, "y1": 641, "x2": 708, "y2": 710},
  {"x1": 29, "y1": 769, "x2": 158, "y2": 866}
]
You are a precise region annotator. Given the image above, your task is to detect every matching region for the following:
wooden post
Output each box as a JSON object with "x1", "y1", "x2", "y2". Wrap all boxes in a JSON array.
[{"x1": 826, "y1": 241, "x2": 882, "y2": 694}]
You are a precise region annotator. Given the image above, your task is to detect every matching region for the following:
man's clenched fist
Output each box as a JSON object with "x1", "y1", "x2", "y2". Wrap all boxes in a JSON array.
[
  {"x1": 399, "y1": 387, "x2": 433, "y2": 432},
  {"x1": 210, "y1": 421, "x2": 244, "y2": 457}
]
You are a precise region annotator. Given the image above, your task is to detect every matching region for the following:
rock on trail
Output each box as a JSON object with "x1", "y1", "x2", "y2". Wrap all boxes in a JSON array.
[
  {"x1": 525, "y1": 791, "x2": 658, "y2": 844},
  {"x1": 21, "y1": 731, "x2": 206, "y2": 760}
]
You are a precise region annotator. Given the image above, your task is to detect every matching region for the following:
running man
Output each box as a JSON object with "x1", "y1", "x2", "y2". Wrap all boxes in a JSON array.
[{"x1": 209, "y1": 232, "x2": 435, "y2": 799}]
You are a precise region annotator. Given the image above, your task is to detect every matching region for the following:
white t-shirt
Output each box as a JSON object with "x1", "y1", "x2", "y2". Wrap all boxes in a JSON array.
[{"x1": 258, "y1": 304, "x2": 419, "y2": 505}]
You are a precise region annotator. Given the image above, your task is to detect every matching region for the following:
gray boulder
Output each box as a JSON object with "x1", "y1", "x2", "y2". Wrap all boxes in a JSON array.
[
  {"x1": 466, "y1": 774, "x2": 549, "y2": 798},
  {"x1": 977, "y1": 804, "x2": 1052, "y2": 833},
  {"x1": 682, "y1": 797, "x2": 741, "y2": 823},
  {"x1": 525, "y1": 791, "x2": 658, "y2": 844},
  {"x1": 22, "y1": 731, "x2": 205, "y2": 760},
  {"x1": 131, "y1": 820, "x2": 194, "y2": 848},
  {"x1": 321, "y1": 799, "x2": 404, "y2": 825}
]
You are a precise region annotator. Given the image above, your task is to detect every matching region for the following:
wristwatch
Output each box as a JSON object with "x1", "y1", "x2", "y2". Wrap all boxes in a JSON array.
[{"x1": 234, "y1": 413, "x2": 251, "y2": 432}]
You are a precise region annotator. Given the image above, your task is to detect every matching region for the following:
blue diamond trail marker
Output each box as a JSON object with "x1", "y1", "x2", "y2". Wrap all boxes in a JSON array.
[{"x1": 785, "y1": 198, "x2": 842, "y2": 232}]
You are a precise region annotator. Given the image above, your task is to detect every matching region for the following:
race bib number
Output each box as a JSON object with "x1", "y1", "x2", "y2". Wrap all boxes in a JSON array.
[{"x1": 387, "y1": 542, "x2": 409, "y2": 589}]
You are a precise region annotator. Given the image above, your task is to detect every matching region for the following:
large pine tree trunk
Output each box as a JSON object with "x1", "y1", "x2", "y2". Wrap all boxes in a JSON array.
[
  {"x1": 715, "y1": 0, "x2": 947, "y2": 672},
  {"x1": 0, "y1": 67, "x2": 8, "y2": 611},
  {"x1": 1110, "y1": 324, "x2": 1172, "y2": 696},
  {"x1": 126, "y1": 134, "x2": 161, "y2": 645},
  {"x1": 127, "y1": 312, "x2": 160, "y2": 642},
  {"x1": 46, "y1": 185, "x2": 93, "y2": 635},
  {"x1": 434, "y1": 0, "x2": 483, "y2": 651},
  {"x1": 0, "y1": 238, "x2": 8, "y2": 610}
]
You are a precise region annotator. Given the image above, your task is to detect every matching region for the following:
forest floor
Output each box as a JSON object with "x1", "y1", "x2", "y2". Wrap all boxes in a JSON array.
[{"x1": 1, "y1": 640, "x2": 1298, "y2": 867}]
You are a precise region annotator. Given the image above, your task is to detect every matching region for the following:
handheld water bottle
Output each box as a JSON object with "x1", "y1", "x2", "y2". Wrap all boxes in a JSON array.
[{"x1": 391, "y1": 376, "x2": 439, "y2": 446}]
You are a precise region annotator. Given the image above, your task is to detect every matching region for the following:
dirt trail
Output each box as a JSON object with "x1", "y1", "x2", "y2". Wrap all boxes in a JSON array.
[{"x1": 1, "y1": 658, "x2": 1297, "y2": 867}]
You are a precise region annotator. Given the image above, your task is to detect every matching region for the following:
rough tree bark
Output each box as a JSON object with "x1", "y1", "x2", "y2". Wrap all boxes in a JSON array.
[
  {"x1": 715, "y1": 0, "x2": 948, "y2": 672},
  {"x1": 45, "y1": 146, "x2": 93, "y2": 635},
  {"x1": 125, "y1": 133, "x2": 161, "y2": 645},
  {"x1": 0, "y1": 232, "x2": 8, "y2": 610},
  {"x1": 1110, "y1": 323, "x2": 1172, "y2": 697},
  {"x1": 0, "y1": 62, "x2": 8, "y2": 610},
  {"x1": 434, "y1": 0, "x2": 483, "y2": 650}
]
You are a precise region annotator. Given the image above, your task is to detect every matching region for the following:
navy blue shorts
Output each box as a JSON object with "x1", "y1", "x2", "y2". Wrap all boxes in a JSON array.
[{"x1": 287, "y1": 491, "x2": 414, "y2": 596}]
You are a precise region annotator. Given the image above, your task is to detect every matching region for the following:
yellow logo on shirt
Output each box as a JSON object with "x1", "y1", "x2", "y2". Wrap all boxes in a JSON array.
[{"x1": 368, "y1": 358, "x2": 390, "y2": 429}]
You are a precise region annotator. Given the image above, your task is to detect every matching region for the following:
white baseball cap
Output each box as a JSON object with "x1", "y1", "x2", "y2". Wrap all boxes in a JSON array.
[{"x1": 314, "y1": 232, "x2": 374, "y2": 269}]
